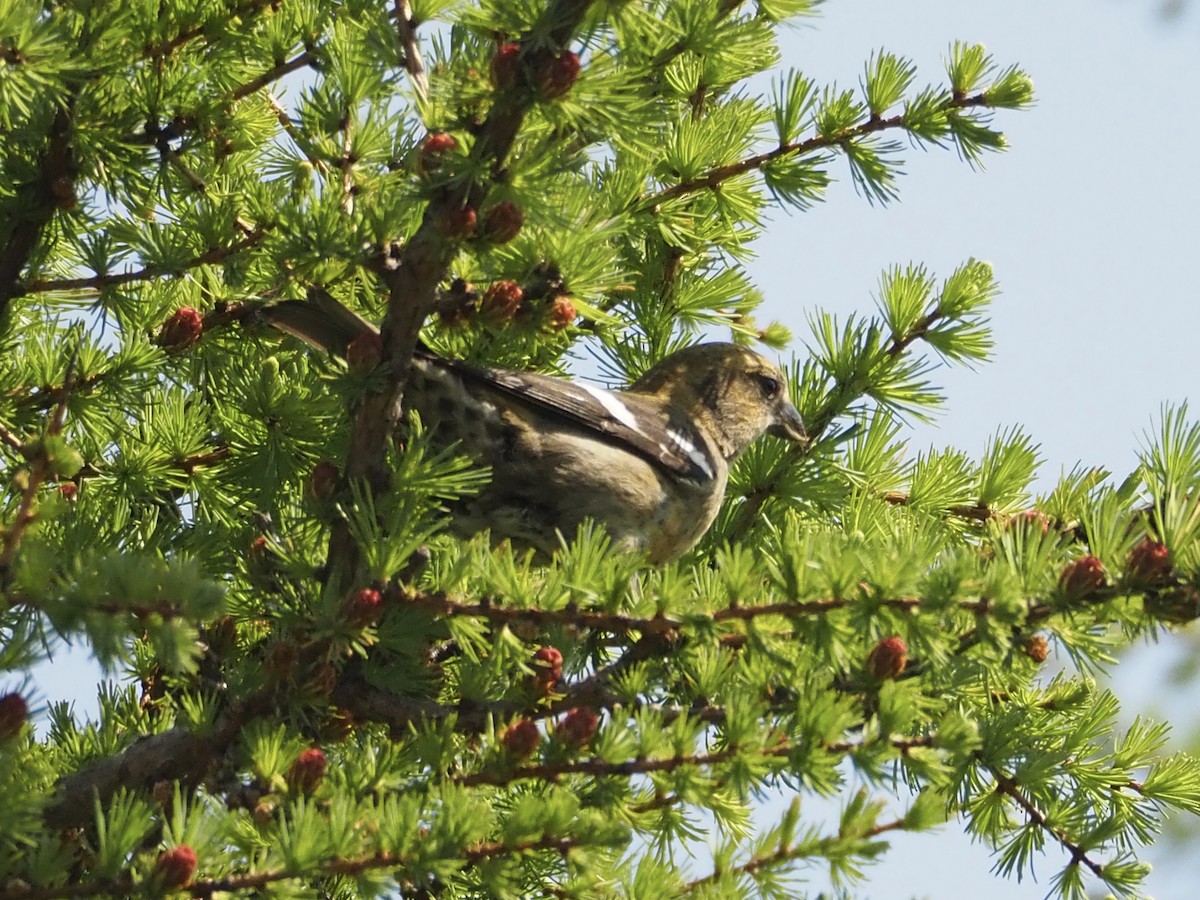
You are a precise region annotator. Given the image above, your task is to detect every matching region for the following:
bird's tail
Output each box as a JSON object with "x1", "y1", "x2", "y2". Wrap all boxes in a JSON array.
[{"x1": 260, "y1": 287, "x2": 377, "y2": 357}]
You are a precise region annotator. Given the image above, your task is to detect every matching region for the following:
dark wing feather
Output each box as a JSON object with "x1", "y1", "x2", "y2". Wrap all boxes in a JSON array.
[
  {"x1": 421, "y1": 352, "x2": 717, "y2": 483},
  {"x1": 259, "y1": 284, "x2": 716, "y2": 481}
]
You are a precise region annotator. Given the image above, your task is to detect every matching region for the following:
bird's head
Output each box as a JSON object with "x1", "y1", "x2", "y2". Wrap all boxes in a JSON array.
[{"x1": 630, "y1": 343, "x2": 806, "y2": 461}]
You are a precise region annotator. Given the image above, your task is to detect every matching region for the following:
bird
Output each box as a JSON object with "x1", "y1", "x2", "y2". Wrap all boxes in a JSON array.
[{"x1": 263, "y1": 289, "x2": 806, "y2": 563}]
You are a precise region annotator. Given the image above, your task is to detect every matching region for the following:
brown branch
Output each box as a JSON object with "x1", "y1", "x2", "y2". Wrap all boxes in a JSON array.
[
  {"x1": 0, "y1": 356, "x2": 75, "y2": 587},
  {"x1": 8, "y1": 371, "x2": 106, "y2": 413},
  {"x1": 983, "y1": 757, "x2": 1107, "y2": 879},
  {"x1": 328, "y1": 0, "x2": 598, "y2": 589},
  {"x1": 0, "y1": 107, "x2": 74, "y2": 318},
  {"x1": 886, "y1": 307, "x2": 945, "y2": 358},
  {"x1": 630, "y1": 791, "x2": 682, "y2": 815},
  {"x1": 395, "y1": 586, "x2": 680, "y2": 636},
  {"x1": 122, "y1": 51, "x2": 315, "y2": 156},
  {"x1": 642, "y1": 93, "x2": 993, "y2": 208},
  {"x1": 19, "y1": 227, "x2": 267, "y2": 296},
  {"x1": 141, "y1": 0, "x2": 279, "y2": 60},
  {"x1": 394, "y1": 0, "x2": 429, "y2": 101},
  {"x1": 333, "y1": 623, "x2": 941, "y2": 744},
  {"x1": 725, "y1": 292, "x2": 975, "y2": 543},
  {"x1": 563, "y1": 632, "x2": 679, "y2": 713},
  {"x1": 178, "y1": 446, "x2": 231, "y2": 473},
  {"x1": 193, "y1": 834, "x2": 578, "y2": 897},
  {"x1": 711, "y1": 596, "x2": 923, "y2": 622},
  {"x1": 330, "y1": 666, "x2": 703, "y2": 738},
  {"x1": 331, "y1": 677, "x2": 463, "y2": 731},
  {"x1": 2, "y1": 833, "x2": 581, "y2": 900},
  {"x1": 164, "y1": 148, "x2": 208, "y2": 192},
  {"x1": 394, "y1": 584, "x2": 936, "y2": 639},
  {"x1": 124, "y1": 51, "x2": 317, "y2": 153},
  {"x1": 456, "y1": 734, "x2": 935, "y2": 789},
  {"x1": 268, "y1": 94, "x2": 328, "y2": 172},
  {"x1": 39, "y1": 685, "x2": 278, "y2": 833},
  {"x1": 459, "y1": 745, "x2": 745, "y2": 788},
  {"x1": 0, "y1": 42, "x2": 25, "y2": 65},
  {"x1": 882, "y1": 490, "x2": 997, "y2": 523},
  {"x1": 0, "y1": 421, "x2": 28, "y2": 456},
  {"x1": 41, "y1": 620, "x2": 362, "y2": 833},
  {"x1": 683, "y1": 815, "x2": 909, "y2": 893},
  {"x1": 42, "y1": 727, "x2": 225, "y2": 832},
  {"x1": 230, "y1": 50, "x2": 317, "y2": 104},
  {"x1": 160, "y1": 155, "x2": 256, "y2": 240}
]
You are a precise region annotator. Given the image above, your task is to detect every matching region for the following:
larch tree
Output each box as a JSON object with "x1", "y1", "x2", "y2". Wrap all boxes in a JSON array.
[{"x1": 2, "y1": 1, "x2": 1199, "y2": 898}]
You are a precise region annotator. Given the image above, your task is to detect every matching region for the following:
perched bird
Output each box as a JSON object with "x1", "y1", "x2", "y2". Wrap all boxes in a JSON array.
[{"x1": 265, "y1": 290, "x2": 806, "y2": 563}]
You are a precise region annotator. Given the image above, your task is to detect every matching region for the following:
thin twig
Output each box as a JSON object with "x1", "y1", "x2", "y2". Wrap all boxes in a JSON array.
[
  {"x1": 142, "y1": 0, "x2": 277, "y2": 60},
  {"x1": 724, "y1": 298, "x2": 963, "y2": 542},
  {"x1": 394, "y1": 584, "x2": 937, "y2": 638},
  {"x1": 6, "y1": 371, "x2": 106, "y2": 413},
  {"x1": 882, "y1": 490, "x2": 997, "y2": 523},
  {"x1": 0, "y1": 833, "x2": 582, "y2": 900},
  {"x1": 165, "y1": 148, "x2": 207, "y2": 192},
  {"x1": 339, "y1": 113, "x2": 356, "y2": 214},
  {"x1": 983, "y1": 757, "x2": 1107, "y2": 878},
  {"x1": 160, "y1": 150, "x2": 258, "y2": 230},
  {"x1": 682, "y1": 815, "x2": 909, "y2": 892},
  {"x1": 0, "y1": 352, "x2": 77, "y2": 585},
  {"x1": 229, "y1": 50, "x2": 316, "y2": 103},
  {"x1": 0, "y1": 107, "x2": 74, "y2": 317},
  {"x1": 456, "y1": 734, "x2": 934, "y2": 788},
  {"x1": 0, "y1": 421, "x2": 28, "y2": 455},
  {"x1": 20, "y1": 228, "x2": 266, "y2": 296},
  {"x1": 268, "y1": 94, "x2": 329, "y2": 172},
  {"x1": 642, "y1": 93, "x2": 993, "y2": 208}
]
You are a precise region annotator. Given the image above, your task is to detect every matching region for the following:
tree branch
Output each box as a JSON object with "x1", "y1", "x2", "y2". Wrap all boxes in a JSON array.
[
  {"x1": 683, "y1": 815, "x2": 909, "y2": 893},
  {"x1": 141, "y1": 0, "x2": 278, "y2": 60},
  {"x1": 393, "y1": 0, "x2": 428, "y2": 101},
  {"x1": 267, "y1": 93, "x2": 329, "y2": 172},
  {"x1": 455, "y1": 734, "x2": 934, "y2": 789},
  {"x1": 0, "y1": 356, "x2": 76, "y2": 588},
  {"x1": 0, "y1": 421, "x2": 29, "y2": 456},
  {"x1": 724, "y1": 290, "x2": 972, "y2": 542},
  {"x1": 328, "y1": 0, "x2": 598, "y2": 588},
  {"x1": 1, "y1": 834, "x2": 582, "y2": 900},
  {"x1": 882, "y1": 490, "x2": 997, "y2": 523},
  {"x1": 43, "y1": 724, "x2": 225, "y2": 832},
  {"x1": 229, "y1": 50, "x2": 316, "y2": 103},
  {"x1": 39, "y1": 688, "x2": 275, "y2": 832},
  {"x1": 393, "y1": 583, "x2": 938, "y2": 638},
  {"x1": 983, "y1": 757, "x2": 1107, "y2": 879},
  {"x1": 19, "y1": 228, "x2": 266, "y2": 296},
  {"x1": 0, "y1": 108, "x2": 74, "y2": 318},
  {"x1": 641, "y1": 93, "x2": 994, "y2": 208}
]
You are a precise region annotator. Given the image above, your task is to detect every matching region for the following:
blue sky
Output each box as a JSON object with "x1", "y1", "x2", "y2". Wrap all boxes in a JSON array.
[
  {"x1": 757, "y1": 2, "x2": 1199, "y2": 483},
  {"x1": 23, "y1": 2, "x2": 1200, "y2": 897},
  {"x1": 744, "y1": 2, "x2": 1200, "y2": 897}
]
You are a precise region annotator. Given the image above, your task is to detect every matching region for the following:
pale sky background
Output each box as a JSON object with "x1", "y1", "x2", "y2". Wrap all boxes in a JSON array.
[
  {"x1": 23, "y1": 1, "x2": 1200, "y2": 898},
  {"x1": 746, "y1": 1, "x2": 1200, "y2": 898}
]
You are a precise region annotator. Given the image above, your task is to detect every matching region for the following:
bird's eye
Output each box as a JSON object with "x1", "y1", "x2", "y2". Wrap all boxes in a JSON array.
[{"x1": 754, "y1": 373, "x2": 782, "y2": 400}]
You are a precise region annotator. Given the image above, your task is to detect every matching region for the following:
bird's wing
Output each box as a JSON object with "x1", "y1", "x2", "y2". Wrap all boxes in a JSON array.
[
  {"x1": 421, "y1": 353, "x2": 719, "y2": 484},
  {"x1": 258, "y1": 285, "x2": 717, "y2": 482}
]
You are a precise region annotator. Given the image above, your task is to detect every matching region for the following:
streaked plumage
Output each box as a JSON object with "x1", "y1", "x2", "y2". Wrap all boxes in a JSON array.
[{"x1": 265, "y1": 291, "x2": 805, "y2": 562}]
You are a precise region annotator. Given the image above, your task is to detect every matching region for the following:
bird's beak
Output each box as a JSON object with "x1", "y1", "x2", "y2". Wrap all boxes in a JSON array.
[{"x1": 768, "y1": 401, "x2": 807, "y2": 443}]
